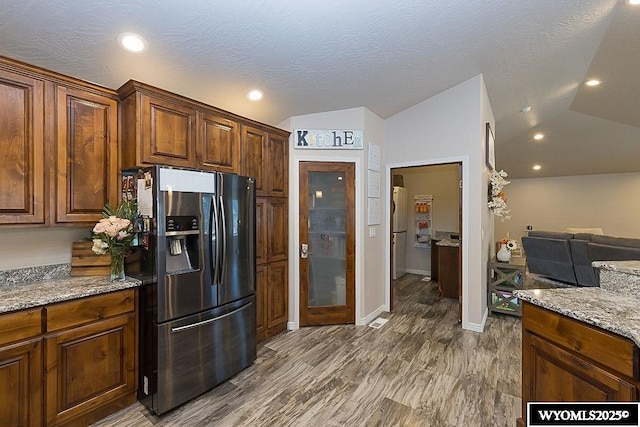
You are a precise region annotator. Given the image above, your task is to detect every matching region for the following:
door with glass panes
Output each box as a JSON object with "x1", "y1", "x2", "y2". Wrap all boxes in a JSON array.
[{"x1": 299, "y1": 162, "x2": 355, "y2": 325}]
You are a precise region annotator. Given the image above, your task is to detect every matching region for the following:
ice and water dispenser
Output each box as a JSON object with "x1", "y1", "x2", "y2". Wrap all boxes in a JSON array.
[{"x1": 165, "y1": 216, "x2": 200, "y2": 274}]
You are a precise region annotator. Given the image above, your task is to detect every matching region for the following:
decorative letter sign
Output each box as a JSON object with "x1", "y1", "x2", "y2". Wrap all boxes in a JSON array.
[{"x1": 294, "y1": 129, "x2": 363, "y2": 150}]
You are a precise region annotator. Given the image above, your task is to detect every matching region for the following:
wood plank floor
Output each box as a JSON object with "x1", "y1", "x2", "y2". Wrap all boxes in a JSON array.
[{"x1": 93, "y1": 274, "x2": 522, "y2": 426}]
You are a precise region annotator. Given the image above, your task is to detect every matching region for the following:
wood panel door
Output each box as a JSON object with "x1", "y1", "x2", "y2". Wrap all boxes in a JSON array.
[
  {"x1": 0, "y1": 338, "x2": 43, "y2": 427},
  {"x1": 255, "y1": 197, "x2": 268, "y2": 265},
  {"x1": 44, "y1": 314, "x2": 136, "y2": 426},
  {"x1": 267, "y1": 260, "x2": 288, "y2": 330},
  {"x1": 140, "y1": 94, "x2": 196, "y2": 168},
  {"x1": 267, "y1": 133, "x2": 288, "y2": 197},
  {"x1": 523, "y1": 332, "x2": 636, "y2": 402},
  {"x1": 241, "y1": 125, "x2": 266, "y2": 195},
  {"x1": 0, "y1": 69, "x2": 46, "y2": 226},
  {"x1": 299, "y1": 162, "x2": 355, "y2": 326},
  {"x1": 55, "y1": 86, "x2": 118, "y2": 224},
  {"x1": 267, "y1": 197, "x2": 288, "y2": 263},
  {"x1": 255, "y1": 264, "x2": 268, "y2": 342},
  {"x1": 198, "y1": 111, "x2": 240, "y2": 173}
]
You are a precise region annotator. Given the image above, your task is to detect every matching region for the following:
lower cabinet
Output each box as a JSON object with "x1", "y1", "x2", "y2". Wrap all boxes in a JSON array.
[
  {"x1": 0, "y1": 307, "x2": 43, "y2": 427},
  {"x1": 0, "y1": 289, "x2": 137, "y2": 427},
  {"x1": 521, "y1": 302, "x2": 639, "y2": 425},
  {"x1": 256, "y1": 261, "x2": 288, "y2": 343}
]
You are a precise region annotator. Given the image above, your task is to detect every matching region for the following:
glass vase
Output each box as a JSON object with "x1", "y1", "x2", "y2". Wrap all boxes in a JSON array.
[{"x1": 110, "y1": 248, "x2": 126, "y2": 282}]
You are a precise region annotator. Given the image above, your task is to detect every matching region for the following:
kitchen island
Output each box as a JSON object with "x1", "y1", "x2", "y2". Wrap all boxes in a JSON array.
[
  {"x1": 515, "y1": 261, "x2": 640, "y2": 426},
  {"x1": 0, "y1": 264, "x2": 141, "y2": 427}
]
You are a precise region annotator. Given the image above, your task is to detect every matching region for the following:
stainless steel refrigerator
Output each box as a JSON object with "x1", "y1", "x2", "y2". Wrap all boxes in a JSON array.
[{"x1": 125, "y1": 166, "x2": 256, "y2": 415}]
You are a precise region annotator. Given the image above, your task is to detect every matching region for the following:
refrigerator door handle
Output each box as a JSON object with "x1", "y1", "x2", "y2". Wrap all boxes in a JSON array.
[
  {"x1": 170, "y1": 301, "x2": 253, "y2": 333},
  {"x1": 211, "y1": 194, "x2": 220, "y2": 284},
  {"x1": 219, "y1": 194, "x2": 227, "y2": 283}
]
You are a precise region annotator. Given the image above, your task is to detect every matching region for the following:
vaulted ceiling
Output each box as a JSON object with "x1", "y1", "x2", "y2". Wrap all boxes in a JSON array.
[{"x1": 1, "y1": 0, "x2": 638, "y2": 179}]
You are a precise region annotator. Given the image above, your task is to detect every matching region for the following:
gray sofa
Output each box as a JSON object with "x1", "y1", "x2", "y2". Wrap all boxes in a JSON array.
[{"x1": 521, "y1": 231, "x2": 640, "y2": 286}]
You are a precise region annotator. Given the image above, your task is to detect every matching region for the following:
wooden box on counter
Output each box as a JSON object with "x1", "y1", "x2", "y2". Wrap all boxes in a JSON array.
[{"x1": 70, "y1": 241, "x2": 110, "y2": 277}]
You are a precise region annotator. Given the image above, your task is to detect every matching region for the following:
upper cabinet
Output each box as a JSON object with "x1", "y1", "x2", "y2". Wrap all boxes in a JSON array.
[
  {"x1": 0, "y1": 68, "x2": 46, "y2": 226},
  {"x1": 241, "y1": 125, "x2": 289, "y2": 197},
  {"x1": 0, "y1": 57, "x2": 119, "y2": 228},
  {"x1": 55, "y1": 85, "x2": 119, "y2": 224},
  {"x1": 198, "y1": 110, "x2": 240, "y2": 174}
]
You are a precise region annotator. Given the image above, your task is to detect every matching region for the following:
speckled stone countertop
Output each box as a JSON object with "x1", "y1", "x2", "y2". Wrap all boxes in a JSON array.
[
  {"x1": 592, "y1": 260, "x2": 640, "y2": 276},
  {"x1": 0, "y1": 265, "x2": 141, "y2": 314},
  {"x1": 515, "y1": 281, "x2": 640, "y2": 347}
]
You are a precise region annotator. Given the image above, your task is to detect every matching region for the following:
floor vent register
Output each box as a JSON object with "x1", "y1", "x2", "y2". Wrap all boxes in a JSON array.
[{"x1": 368, "y1": 317, "x2": 389, "y2": 329}]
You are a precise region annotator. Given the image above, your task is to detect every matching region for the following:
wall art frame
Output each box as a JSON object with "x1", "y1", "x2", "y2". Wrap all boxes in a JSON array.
[{"x1": 485, "y1": 122, "x2": 495, "y2": 170}]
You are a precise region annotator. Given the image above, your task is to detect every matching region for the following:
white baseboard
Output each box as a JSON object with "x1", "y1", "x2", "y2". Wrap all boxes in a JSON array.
[
  {"x1": 463, "y1": 308, "x2": 487, "y2": 332},
  {"x1": 287, "y1": 321, "x2": 297, "y2": 331},
  {"x1": 357, "y1": 305, "x2": 387, "y2": 326},
  {"x1": 406, "y1": 268, "x2": 430, "y2": 276}
]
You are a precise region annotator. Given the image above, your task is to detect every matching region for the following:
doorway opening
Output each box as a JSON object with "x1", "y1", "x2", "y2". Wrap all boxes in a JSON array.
[{"x1": 389, "y1": 162, "x2": 462, "y2": 320}]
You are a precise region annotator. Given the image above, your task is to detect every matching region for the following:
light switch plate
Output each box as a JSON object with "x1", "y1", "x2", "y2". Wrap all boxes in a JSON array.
[{"x1": 369, "y1": 227, "x2": 376, "y2": 237}]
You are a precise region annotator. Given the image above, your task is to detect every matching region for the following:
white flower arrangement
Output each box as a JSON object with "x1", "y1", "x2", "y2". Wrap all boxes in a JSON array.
[{"x1": 488, "y1": 169, "x2": 511, "y2": 221}]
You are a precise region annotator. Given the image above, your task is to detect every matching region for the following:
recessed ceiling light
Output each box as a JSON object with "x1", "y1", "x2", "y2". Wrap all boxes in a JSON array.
[
  {"x1": 626, "y1": 0, "x2": 640, "y2": 5},
  {"x1": 585, "y1": 79, "x2": 602, "y2": 87},
  {"x1": 533, "y1": 133, "x2": 544, "y2": 140},
  {"x1": 532, "y1": 165, "x2": 542, "y2": 171},
  {"x1": 117, "y1": 32, "x2": 147, "y2": 53},
  {"x1": 520, "y1": 106, "x2": 532, "y2": 113},
  {"x1": 246, "y1": 89, "x2": 264, "y2": 101}
]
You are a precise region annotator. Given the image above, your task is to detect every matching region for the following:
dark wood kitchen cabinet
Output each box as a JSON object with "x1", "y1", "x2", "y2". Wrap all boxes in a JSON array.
[
  {"x1": 520, "y1": 302, "x2": 639, "y2": 425},
  {"x1": 0, "y1": 56, "x2": 119, "y2": 227},
  {"x1": 241, "y1": 125, "x2": 289, "y2": 197},
  {"x1": 198, "y1": 109, "x2": 240, "y2": 173},
  {"x1": 54, "y1": 85, "x2": 119, "y2": 224},
  {"x1": 44, "y1": 289, "x2": 137, "y2": 427},
  {"x1": 0, "y1": 66, "x2": 46, "y2": 227},
  {"x1": 0, "y1": 308, "x2": 43, "y2": 427},
  {"x1": 256, "y1": 197, "x2": 289, "y2": 343}
]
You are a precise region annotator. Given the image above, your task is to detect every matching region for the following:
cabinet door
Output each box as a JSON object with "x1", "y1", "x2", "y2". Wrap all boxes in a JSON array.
[
  {"x1": 267, "y1": 260, "x2": 288, "y2": 331},
  {"x1": 256, "y1": 264, "x2": 268, "y2": 343},
  {"x1": 241, "y1": 125, "x2": 266, "y2": 195},
  {"x1": 523, "y1": 332, "x2": 636, "y2": 403},
  {"x1": 255, "y1": 197, "x2": 268, "y2": 265},
  {"x1": 141, "y1": 94, "x2": 196, "y2": 168},
  {"x1": 198, "y1": 111, "x2": 240, "y2": 173},
  {"x1": 267, "y1": 133, "x2": 288, "y2": 197},
  {"x1": 55, "y1": 86, "x2": 118, "y2": 223},
  {"x1": 0, "y1": 69, "x2": 45, "y2": 226},
  {"x1": 44, "y1": 314, "x2": 136, "y2": 426},
  {"x1": 267, "y1": 197, "x2": 288, "y2": 263},
  {"x1": 0, "y1": 338, "x2": 42, "y2": 427}
]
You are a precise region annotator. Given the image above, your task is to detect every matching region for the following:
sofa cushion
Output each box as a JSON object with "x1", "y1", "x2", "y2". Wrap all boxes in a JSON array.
[
  {"x1": 522, "y1": 235, "x2": 577, "y2": 284},
  {"x1": 528, "y1": 231, "x2": 574, "y2": 240},
  {"x1": 569, "y1": 239, "x2": 598, "y2": 286}
]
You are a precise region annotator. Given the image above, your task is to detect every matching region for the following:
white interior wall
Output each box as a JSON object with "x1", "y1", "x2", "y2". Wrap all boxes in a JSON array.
[
  {"x1": 385, "y1": 74, "x2": 493, "y2": 331},
  {"x1": 495, "y1": 172, "x2": 640, "y2": 245},
  {"x1": 0, "y1": 227, "x2": 87, "y2": 270},
  {"x1": 396, "y1": 164, "x2": 460, "y2": 274},
  {"x1": 281, "y1": 107, "x2": 387, "y2": 328}
]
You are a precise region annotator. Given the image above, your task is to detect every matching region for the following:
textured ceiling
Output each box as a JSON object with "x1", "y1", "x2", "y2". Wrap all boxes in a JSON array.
[{"x1": 1, "y1": 0, "x2": 638, "y2": 179}]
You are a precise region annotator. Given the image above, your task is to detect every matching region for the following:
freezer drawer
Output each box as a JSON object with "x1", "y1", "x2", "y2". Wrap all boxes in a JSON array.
[{"x1": 151, "y1": 295, "x2": 256, "y2": 415}]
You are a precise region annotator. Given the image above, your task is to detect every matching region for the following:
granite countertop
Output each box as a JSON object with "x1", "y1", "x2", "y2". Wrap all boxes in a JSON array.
[
  {"x1": 592, "y1": 260, "x2": 640, "y2": 276},
  {"x1": 435, "y1": 239, "x2": 460, "y2": 247},
  {"x1": 515, "y1": 286, "x2": 640, "y2": 347},
  {"x1": 0, "y1": 275, "x2": 141, "y2": 314}
]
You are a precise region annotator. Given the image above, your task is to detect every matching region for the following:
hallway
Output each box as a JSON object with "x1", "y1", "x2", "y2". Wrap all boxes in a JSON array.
[{"x1": 95, "y1": 274, "x2": 522, "y2": 426}]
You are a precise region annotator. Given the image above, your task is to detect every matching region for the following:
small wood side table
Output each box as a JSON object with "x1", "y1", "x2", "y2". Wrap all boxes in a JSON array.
[{"x1": 488, "y1": 256, "x2": 526, "y2": 316}]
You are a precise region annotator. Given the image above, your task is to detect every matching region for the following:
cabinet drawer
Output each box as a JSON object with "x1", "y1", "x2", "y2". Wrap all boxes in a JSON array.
[
  {"x1": 0, "y1": 308, "x2": 42, "y2": 346},
  {"x1": 46, "y1": 289, "x2": 135, "y2": 332},
  {"x1": 523, "y1": 303, "x2": 638, "y2": 379}
]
